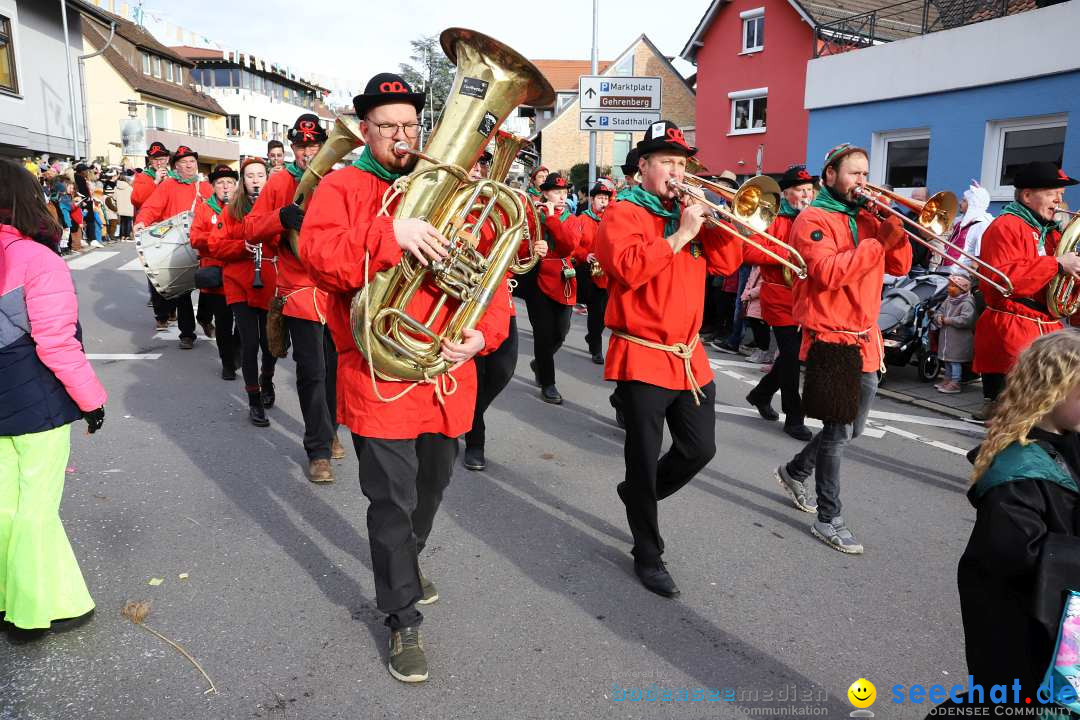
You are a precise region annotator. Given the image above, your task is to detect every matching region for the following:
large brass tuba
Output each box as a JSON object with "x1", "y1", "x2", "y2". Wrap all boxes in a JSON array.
[
  {"x1": 349, "y1": 28, "x2": 554, "y2": 382},
  {"x1": 1047, "y1": 216, "x2": 1080, "y2": 317},
  {"x1": 490, "y1": 129, "x2": 542, "y2": 275}
]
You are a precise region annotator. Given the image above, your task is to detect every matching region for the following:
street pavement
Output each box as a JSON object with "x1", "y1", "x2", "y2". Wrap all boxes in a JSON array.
[{"x1": 1, "y1": 244, "x2": 985, "y2": 720}]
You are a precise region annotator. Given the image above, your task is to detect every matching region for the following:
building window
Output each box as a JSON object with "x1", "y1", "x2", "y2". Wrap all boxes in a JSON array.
[
  {"x1": 982, "y1": 114, "x2": 1067, "y2": 200},
  {"x1": 187, "y1": 113, "x2": 205, "y2": 137},
  {"x1": 729, "y1": 88, "x2": 767, "y2": 134},
  {"x1": 871, "y1": 129, "x2": 930, "y2": 189},
  {"x1": 612, "y1": 54, "x2": 633, "y2": 76},
  {"x1": 214, "y1": 68, "x2": 231, "y2": 87},
  {"x1": 272, "y1": 121, "x2": 280, "y2": 140},
  {"x1": 141, "y1": 51, "x2": 150, "y2": 75},
  {"x1": 248, "y1": 116, "x2": 257, "y2": 137},
  {"x1": 741, "y1": 9, "x2": 765, "y2": 53},
  {"x1": 165, "y1": 62, "x2": 173, "y2": 82},
  {"x1": 145, "y1": 104, "x2": 168, "y2": 130},
  {"x1": 226, "y1": 115, "x2": 240, "y2": 137},
  {"x1": 612, "y1": 132, "x2": 633, "y2": 179},
  {"x1": 174, "y1": 63, "x2": 183, "y2": 84},
  {"x1": 556, "y1": 93, "x2": 576, "y2": 112},
  {"x1": 152, "y1": 56, "x2": 162, "y2": 79},
  {"x1": 0, "y1": 15, "x2": 17, "y2": 94},
  {"x1": 261, "y1": 118, "x2": 269, "y2": 139}
]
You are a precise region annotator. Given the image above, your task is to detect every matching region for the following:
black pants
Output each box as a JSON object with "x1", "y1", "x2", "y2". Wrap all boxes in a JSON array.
[
  {"x1": 615, "y1": 380, "x2": 717, "y2": 564},
  {"x1": 352, "y1": 433, "x2": 457, "y2": 630},
  {"x1": 701, "y1": 275, "x2": 723, "y2": 336},
  {"x1": 465, "y1": 317, "x2": 518, "y2": 450},
  {"x1": 746, "y1": 318, "x2": 770, "y2": 350},
  {"x1": 231, "y1": 303, "x2": 277, "y2": 389},
  {"x1": 119, "y1": 216, "x2": 133, "y2": 240},
  {"x1": 524, "y1": 291, "x2": 571, "y2": 387},
  {"x1": 197, "y1": 293, "x2": 238, "y2": 366},
  {"x1": 151, "y1": 283, "x2": 195, "y2": 340},
  {"x1": 748, "y1": 325, "x2": 804, "y2": 426},
  {"x1": 286, "y1": 317, "x2": 338, "y2": 461},
  {"x1": 983, "y1": 372, "x2": 1006, "y2": 401},
  {"x1": 575, "y1": 262, "x2": 608, "y2": 355}
]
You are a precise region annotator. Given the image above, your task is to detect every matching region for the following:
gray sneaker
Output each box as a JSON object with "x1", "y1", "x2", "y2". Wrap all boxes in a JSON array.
[
  {"x1": 388, "y1": 627, "x2": 428, "y2": 683},
  {"x1": 811, "y1": 515, "x2": 864, "y2": 555},
  {"x1": 417, "y1": 569, "x2": 438, "y2": 606},
  {"x1": 775, "y1": 465, "x2": 817, "y2": 513}
]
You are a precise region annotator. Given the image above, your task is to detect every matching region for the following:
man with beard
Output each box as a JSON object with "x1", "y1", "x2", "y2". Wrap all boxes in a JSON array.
[
  {"x1": 298, "y1": 73, "x2": 511, "y2": 683},
  {"x1": 245, "y1": 114, "x2": 344, "y2": 482},
  {"x1": 773, "y1": 144, "x2": 910, "y2": 555}
]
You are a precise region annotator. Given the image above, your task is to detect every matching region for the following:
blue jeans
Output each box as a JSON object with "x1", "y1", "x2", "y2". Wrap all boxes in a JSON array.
[
  {"x1": 946, "y1": 361, "x2": 962, "y2": 382},
  {"x1": 724, "y1": 265, "x2": 751, "y2": 348},
  {"x1": 785, "y1": 372, "x2": 878, "y2": 522}
]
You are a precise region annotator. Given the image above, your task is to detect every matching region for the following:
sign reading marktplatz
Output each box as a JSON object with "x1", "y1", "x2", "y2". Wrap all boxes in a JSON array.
[{"x1": 578, "y1": 75, "x2": 663, "y2": 133}]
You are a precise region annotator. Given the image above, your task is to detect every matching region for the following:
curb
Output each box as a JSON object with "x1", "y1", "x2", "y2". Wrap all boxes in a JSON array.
[{"x1": 876, "y1": 386, "x2": 977, "y2": 421}]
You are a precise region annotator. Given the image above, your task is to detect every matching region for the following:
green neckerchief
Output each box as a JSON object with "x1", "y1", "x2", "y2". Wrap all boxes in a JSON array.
[
  {"x1": 811, "y1": 184, "x2": 862, "y2": 245},
  {"x1": 142, "y1": 168, "x2": 157, "y2": 181},
  {"x1": 284, "y1": 162, "x2": 304, "y2": 181},
  {"x1": 970, "y1": 439, "x2": 1079, "y2": 504},
  {"x1": 168, "y1": 170, "x2": 196, "y2": 185},
  {"x1": 1002, "y1": 201, "x2": 1058, "y2": 253},
  {"x1": 616, "y1": 187, "x2": 633, "y2": 201},
  {"x1": 206, "y1": 194, "x2": 223, "y2": 215},
  {"x1": 351, "y1": 147, "x2": 403, "y2": 183},
  {"x1": 527, "y1": 187, "x2": 542, "y2": 197},
  {"x1": 584, "y1": 208, "x2": 602, "y2": 223},
  {"x1": 559, "y1": 208, "x2": 572, "y2": 223},
  {"x1": 620, "y1": 185, "x2": 680, "y2": 238},
  {"x1": 778, "y1": 197, "x2": 800, "y2": 219}
]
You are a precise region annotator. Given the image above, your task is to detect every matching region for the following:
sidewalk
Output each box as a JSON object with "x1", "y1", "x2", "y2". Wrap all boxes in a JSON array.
[{"x1": 877, "y1": 363, "x2": 983, "y2": 420}]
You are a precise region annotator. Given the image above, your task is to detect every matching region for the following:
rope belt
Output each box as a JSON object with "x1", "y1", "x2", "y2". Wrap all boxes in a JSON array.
[
  {"x1": 988, "y1": 306, "x2": 1063, "y2": 333},
  {"x1": 611, "y1": 331, "x2": 705, "y2": 406}
]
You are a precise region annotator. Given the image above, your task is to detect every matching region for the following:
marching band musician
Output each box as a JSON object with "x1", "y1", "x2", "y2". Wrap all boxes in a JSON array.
[
  {"x1": 972, "y1": 161, "x2": 1080, "y2": 420},
  {"x1": 773, "y1": 144, "x2": 910, "y2": 555},
  {"x1": 207, "y1": 158, "x2": 279, "y2": 427},
  {"x1": 131, "y1": 141, "x2": 172, "y2": 325},
  {"x1": 572, "y1": 178, "x2": 613, "y2": 364},
  {"x1": 298, "y1": 73, "x2": 512, "y2": 683},
  {"x1": 525, "y1": 172, "x2": 579, "y2": 404},
  {"x1": 527, "y1": 165, "x2": 549, "y2": 199},
  {"x1": 744, "y1": 165, "x2": 816, "y2": 442},
  {"x1": 134, "y1": 145, "x2": 210, "y2": 348},
  {"x1": 244, "y1": 114, "x2": 344, "y2": 482},
  {"x1": 595, "y1": 120, "x2": 749, "y2": 597},
  {"x1": 188, "y1": 164, "x2": 241, "y2": 380},
  {"x1": 618, "y1": 149, "x2": 640, "y2": 194}
]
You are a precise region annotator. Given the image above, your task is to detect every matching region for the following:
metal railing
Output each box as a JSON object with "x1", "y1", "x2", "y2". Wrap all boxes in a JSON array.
[{"x1": 814, "y1": 0, "x2": 1031, "y2": 57}]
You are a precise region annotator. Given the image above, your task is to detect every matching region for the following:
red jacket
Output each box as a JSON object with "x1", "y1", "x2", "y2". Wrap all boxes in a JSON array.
[
  {"x1": 245, "y1": 169, "x2": 327, "y2": 322},
  {"x1": 135, "y1": 177, "x2": 210, "y2": 227},
  {"x1": 791, "y1": 205, "x2": 913, "y2": 372},
  {"x1": 536, "y1": 210, "x2": 578, "y2": 304},
  {"x1": 130, "y1": 170, "x2": 158, "y2": 212},
  {"x1": 595, "y1": 198, "x2": 746, "y2": 391},
  {"x1": 759, "y1": 213, "x2": 798, "y2": 327},
  {"x1": 298, "y1": 165, "x2": 511, "y2": 440},
  {"x1": 573, "y1": 212, "x2": 608, "y2": 289},
  {"x1": 973, "y1": 213, "x2": 1063, "y2": 375},
  {"x1": 188, "y1": 198, "x2": 227, "y2": 296},
  {"x1": 206, "y1": 207, "x2": 278, "y2": 309}
]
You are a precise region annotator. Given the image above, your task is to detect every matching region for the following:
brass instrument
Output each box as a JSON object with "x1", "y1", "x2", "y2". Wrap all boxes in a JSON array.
[
  {"x1": 855, "y1": 183, "x2": 1014, "y2": 297},
  {"x1": 588, "y1": 257, "x2": 604, "y2": 278},
  {"x1": 284, "y1": 116, "x2": 366, "y2": 254},
  {"x1": 1047, "y1": 215, "x2": 1080, "y2": 317},
  {"x1": 490, "y1": 129, "x2": 541, "y2": 274},
  {"x1": 667, "y1": 174, "x2": 809, "y2": 282},
  {"x1": 348, "y1": 27, "x2": 554, "y2": 382}
]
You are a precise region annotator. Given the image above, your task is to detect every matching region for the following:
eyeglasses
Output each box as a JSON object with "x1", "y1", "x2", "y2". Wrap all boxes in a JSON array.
[{"x1": 369, "y1": 122, "x2": 421, "y2": 139}]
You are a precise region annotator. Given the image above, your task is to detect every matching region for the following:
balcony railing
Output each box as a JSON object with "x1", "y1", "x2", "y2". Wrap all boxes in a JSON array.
[{"x1": 814, "y1": 0, "x2": 1039, "y2": 57}]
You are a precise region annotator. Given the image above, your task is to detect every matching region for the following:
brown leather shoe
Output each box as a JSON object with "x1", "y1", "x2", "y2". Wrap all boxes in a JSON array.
[
  {"x1": 308, "y1": 458, "x2": 334, "y2": 483},
  {"x1": 331, "y1": 436, "x2": 346, "y2": 460}
]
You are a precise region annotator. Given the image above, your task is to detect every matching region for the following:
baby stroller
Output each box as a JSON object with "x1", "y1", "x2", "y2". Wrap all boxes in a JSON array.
[{"x1": 878, "y1": 273, "x2": 951, "y2": 381}]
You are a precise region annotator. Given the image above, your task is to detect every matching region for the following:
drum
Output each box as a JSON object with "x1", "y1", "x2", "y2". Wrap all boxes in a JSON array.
[{"x1": 136, "y1": 211, "x2": 198, "y2": 299}]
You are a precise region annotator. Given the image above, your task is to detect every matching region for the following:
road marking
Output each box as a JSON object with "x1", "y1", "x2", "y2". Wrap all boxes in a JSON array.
[
  {"x1": 867, "y1": 409, "x2": 981, "y2": 433},
  {"x1": 713, "y1": 403, "x2": 886, "y2": 439},
  {"x1": 710, "y1": 358, "x2": 766, "y2": 371},
  {"x1": 87, "y1": 353, "x2": 162, "y2": 360},
  {"x1": 118, "y1": 258, "x2": 144, "y2": 271},
  {"x1": 66, "y1": 251, "x2": 118, "y2": 269},
  {"x1": 872, "y1": 423, "x2": 969, "y2": 456}
]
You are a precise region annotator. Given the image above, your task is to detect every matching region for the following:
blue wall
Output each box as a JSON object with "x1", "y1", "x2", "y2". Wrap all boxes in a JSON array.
[{"x1": 806, "y1": 71, "x2": 1080, "y2": 213}]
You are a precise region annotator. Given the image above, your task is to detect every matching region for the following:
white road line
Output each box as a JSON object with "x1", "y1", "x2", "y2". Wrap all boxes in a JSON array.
[
  {"x1": 871, "y1": 423, "x2": 969, "y2": 456},
  {"x1": 118, "y1": 258, "x2": 144, "y2": 271},
  {"x1": 66, "y1": 251, "x2": 119, "y2": 270},
  {"x1": 720, "y1": 369, "x2": 746, "y2": 382},
  {"x1": 709, "y1": 359, "x2": 762, "y2": 370},
  {"x1": 867, "y1": 409, "x2": 982, "y2": 433},
  {"x1": 86, "y1": 353, "x2": 162, "y2": 360},
  {"x1": 713, "y1": 403, "x2": 886, "y2": 439}
]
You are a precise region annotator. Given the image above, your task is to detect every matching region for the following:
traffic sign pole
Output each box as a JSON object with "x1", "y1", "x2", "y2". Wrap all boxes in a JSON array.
[{"x1": 588, "y1": 0, "x2": 598, "y2": 189}]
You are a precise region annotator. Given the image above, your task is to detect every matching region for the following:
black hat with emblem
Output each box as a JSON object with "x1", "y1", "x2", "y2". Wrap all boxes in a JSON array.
[
  {"x1": 779, "y1": 164, "x2": 818, "y2": 190},
  {"x1": 635, "y1": 120, "x2": 697, "y2": 158},
  {"x1": 287, "y1": 113, "x2": 328, "y2": 146},
  {"x1": 209, "y1": 164, "x2": 239, "y2": 183},
  {"x1": 1013, "y1": 161, "x2": 1078, "y2": 189},
  {"x1": 620, "y1": 149, "x2": 640, "y2": 177},
  {"x1": 169, "y1": 144, "x2": 198, "y2": 166},
  {"x1": 538, "y1": 173, "x2": 569, "y2": 192},
  {"x1": 352, "y1": 73, "x2": 426, "y2": 118},
  {"x1": 146, "y1": 141, "x2": 170, "y2": 159}
]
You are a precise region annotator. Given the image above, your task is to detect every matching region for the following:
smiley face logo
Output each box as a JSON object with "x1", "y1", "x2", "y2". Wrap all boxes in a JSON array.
[{"x1": 847, "y1": 678, "x2": 876, "y2": 709}]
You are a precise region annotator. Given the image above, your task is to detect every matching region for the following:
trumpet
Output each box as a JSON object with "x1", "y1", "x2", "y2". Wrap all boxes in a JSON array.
[
  {"x1": 854, "y1": 183, "x2": 1014, "y2": 297},
  {"x1": 666, "y1": 175, "x2": 809, "y2": 282},
  {"x1": 588, "y1": 256, "x2": 604, "y2": 278}
]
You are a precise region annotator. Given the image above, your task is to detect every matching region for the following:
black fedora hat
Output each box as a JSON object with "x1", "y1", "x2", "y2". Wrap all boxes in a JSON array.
[
  {"x1": 636, "y1": 120, "x2": 697, "y2": 158},
  {"x1": 779, "y1": 164, "x2": 817, "y2": 190},
  {"x1": 209, "y1": 164, "x2": 238, "y2": 183},
  {"x1": 352, "y1": 73, "x2": 426, "y2": 118},
  {"x1": 589, "y1": 178, "x2": 615, "y2": 197},
  {"x1": 620, "y1": 148, "x2": 640, "y2": 176},
  {"x1": 287, "y1": 113, "x2": 328, "y2": 145},
  {"x1": 538, "y1": 173, "x2": 569, "y2": 192},
  {"x1": 1013, "y1": 161, "x2": 1078, "y2": 189},
  {"x1": 169, "y1": 145, "x2": 198, "y2": 166},
  {"x1": 146, "y1": 141, "x2": 170, "y2": 159}
]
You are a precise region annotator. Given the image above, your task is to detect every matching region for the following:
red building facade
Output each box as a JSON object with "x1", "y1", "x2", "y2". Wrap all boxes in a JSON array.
[{"x1": 681, "y1": 0, "x2": 816, "y2": 176}]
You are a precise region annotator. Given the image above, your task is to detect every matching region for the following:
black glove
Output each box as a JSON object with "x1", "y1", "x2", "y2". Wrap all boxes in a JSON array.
[
  {"x1": 279, "y1": 195, "x2": 305, "y2": 232},
  {"x1": 83, "y1": 406, "x2": 105, "y2": 434}
]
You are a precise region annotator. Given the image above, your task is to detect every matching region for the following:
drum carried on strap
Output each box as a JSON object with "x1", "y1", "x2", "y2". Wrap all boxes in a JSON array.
[{"x1": 136, "y1": 184, "x2": 202, "y2": 299}]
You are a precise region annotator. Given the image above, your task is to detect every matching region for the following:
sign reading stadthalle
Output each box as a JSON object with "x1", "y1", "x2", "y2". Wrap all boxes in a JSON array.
[
  {"x1": 578, "y1": 75, "x2": 662, "y2": 111},
  {"x1": 579, "y1": 111, "x2": 662, "y2": 132}
]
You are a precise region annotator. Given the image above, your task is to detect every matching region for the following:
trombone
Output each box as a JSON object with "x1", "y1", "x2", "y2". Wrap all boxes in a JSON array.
[
  {"x1": 667, "y1": 174, "x2": 809, "y2": 282},
  {"x1": 855, "y1": 183, "x2": 1014, "y2": 297}
]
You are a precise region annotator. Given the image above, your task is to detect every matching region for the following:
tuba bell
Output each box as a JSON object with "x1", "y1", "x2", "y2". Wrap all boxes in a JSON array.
[
  {"x1": 1047, "y1": 215, "x2": 1080, "y2": 317},
  {"x1": 490, "y1": 129, "x2": 542, "y2": 275},
  {"x1": 348, "y1": 27, "x2": 554, "y2": 383}
]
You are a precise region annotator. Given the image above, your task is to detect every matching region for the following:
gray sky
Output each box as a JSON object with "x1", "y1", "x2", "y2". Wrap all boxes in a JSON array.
[{"x1": 137, "y1": 0, "x2": 705, "y2": 100}]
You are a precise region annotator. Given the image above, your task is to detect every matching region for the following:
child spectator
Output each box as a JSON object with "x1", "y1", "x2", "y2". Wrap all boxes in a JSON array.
[{"x1": 935, "y1": 274, "x2": 977, "y2": 394}]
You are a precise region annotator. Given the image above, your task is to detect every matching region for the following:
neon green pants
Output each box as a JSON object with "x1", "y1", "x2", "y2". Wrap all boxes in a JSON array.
[{"x1": 0, "y1": 424, "x2": 94, "y2": 629}]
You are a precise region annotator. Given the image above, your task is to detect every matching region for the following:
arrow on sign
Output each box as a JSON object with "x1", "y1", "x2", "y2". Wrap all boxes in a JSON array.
[
  {"x1": 585, "y1": 87, "x2": 596, "y2": 99},
  {"x1": 584, "y1": 115, "x2": 596, "y2": 127}
]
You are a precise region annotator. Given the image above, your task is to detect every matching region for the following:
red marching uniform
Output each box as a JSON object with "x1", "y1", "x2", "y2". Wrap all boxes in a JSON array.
[
  {"x1": 535, "y1": 210, "x2": 579, "y2": 305},
  {"x1": 188, "y1": 198, "x2": 227, "y2": 299},
  {"x1": 297, "y1": 165, "x2": 511, "y2": 440},
  {"x1": 244, "y1": 169, "x2": 327, "y2": 322},
  {"x1": 135, "y1": 177, "x2": 210, "y2": 227},
  {"x1": 573, "y1": 211, "x2": 608, "y2": 289},
  {"x1": 759, "y1": 214, "x2": 797, "y2": 327},
  {"x1": 206, "y1": 208, "x2": 278, "y2": 310},
  {"x1": 973, "y1": 213, "x2": 1063, "y2": 375},
  {"x1": 130, "y1": 170, "x2": 158, "y2": 213}
]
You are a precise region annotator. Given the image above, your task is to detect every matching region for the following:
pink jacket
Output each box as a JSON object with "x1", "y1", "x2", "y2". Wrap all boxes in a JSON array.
[
  {"x1": 0, "y1": 225, "x2": 107, "y2": 420},
  {"x1": 740, "y1": 266, "x2": 764, "y2": 320}
]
